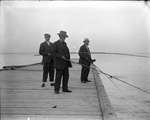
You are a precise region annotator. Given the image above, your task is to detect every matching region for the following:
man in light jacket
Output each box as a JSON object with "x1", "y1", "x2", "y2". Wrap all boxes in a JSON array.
[{"x1": 39, "y1": 33, "x2": 55, "y2": 87}]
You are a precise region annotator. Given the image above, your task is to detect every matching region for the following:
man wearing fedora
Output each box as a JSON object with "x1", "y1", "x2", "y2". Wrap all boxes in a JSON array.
[
  {"x1": 78, "y1": 38, "x2": 96, "y2": 83},
  {"x1": 39, "y1": 33, "x2": 55, "y2": 87},
  {"x1": 53, "y1": 30, "x2": 72, "y2": 94}
]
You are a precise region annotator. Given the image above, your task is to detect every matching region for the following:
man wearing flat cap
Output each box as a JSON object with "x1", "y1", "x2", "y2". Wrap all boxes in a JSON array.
[
  {"x1": 53, "y1": 30, "x2": 72, "y2": 94},
  {"x1": 78, "y1": 38, "x2": 96, "y2": 83},
  {"x1": 39, "y1": 33, "x2": 55, "y2": 87}
]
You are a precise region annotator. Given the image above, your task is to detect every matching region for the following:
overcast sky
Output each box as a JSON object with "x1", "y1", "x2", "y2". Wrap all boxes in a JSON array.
[{"x1": 0, "y1": 1, "x2": 150, "y2": 54}]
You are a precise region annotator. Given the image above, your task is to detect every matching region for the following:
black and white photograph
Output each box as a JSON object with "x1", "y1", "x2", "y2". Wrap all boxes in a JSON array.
[{"x1": 0, "y1": 0, "x2": 150, "y2": 120}]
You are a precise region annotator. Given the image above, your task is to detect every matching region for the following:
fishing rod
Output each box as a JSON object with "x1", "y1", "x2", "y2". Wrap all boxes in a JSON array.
[{"x1": 34, "y1": 52, "x2": 150, "y2": 58}]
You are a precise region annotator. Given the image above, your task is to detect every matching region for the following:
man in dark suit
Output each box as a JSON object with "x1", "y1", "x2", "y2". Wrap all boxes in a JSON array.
[
  {"x1": 39, "y1": 33, "x2": 54, "y2": 87},
  {"x1": 53, "y1": 31, "x2": 72, "y2": 94},
  {"x1": 78, "y1": 38, "x2": 96, "y2": 83}
]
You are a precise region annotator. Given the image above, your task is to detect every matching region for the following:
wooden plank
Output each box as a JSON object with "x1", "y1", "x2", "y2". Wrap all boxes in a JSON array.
[{"x1": 0, "y1": 64, "x2": 102, "y2": 120}]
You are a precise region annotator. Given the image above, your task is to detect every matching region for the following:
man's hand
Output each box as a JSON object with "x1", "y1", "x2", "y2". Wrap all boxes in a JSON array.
[
  {"x1": 91, "y1": 59, "x2": 96, "y2": 63},
  {"x1": 92, "y1": 59, "x2": 96, "y2": 62},
  {"x1": 62, "y1": 56, "x2": 66, "y2": 60}
]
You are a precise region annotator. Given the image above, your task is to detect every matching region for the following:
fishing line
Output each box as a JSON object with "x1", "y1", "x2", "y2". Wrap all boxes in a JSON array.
[
  {"x1": 35, "y1": 52, "x2": 150, "y2": 58},
  {"x1": 94, "y1": 65, "x2": 121, "y2": 91},
  {"x1": 104, "y1": 74, "x2": 121, "y2": 91},
  {"x1": 95, "y1": 65, "x2": 150, "y2": 95}
]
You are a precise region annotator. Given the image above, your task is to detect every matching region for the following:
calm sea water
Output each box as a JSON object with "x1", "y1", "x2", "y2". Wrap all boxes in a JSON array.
[{"x1": 0, "y1": 53, "x2": 42, "y2": 69}]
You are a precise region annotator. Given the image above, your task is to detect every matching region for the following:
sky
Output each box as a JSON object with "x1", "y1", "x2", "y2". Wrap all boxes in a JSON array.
[{"x1": 0, "y1": 1, "x2": 150, "y2": 54}]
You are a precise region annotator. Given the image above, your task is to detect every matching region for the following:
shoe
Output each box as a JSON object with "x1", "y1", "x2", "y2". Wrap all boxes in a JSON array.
[
  {"x1": 50, "y1": 83, "x2": 55, "y2": 86},
  {"x1": 55, "y1": 90, "x2": 59, "y2": 94},
  {"x1": 63, "y1": 89, "x2": 72, "y2": 93},
  {"x1": 86, "y1": 80, "x2": 91, "y2": 82},
  {"x1": 81, "y1": 81, "x2": 86, "y2": 83},
  {"x1": 41, "y1": 83, "x2": 45, "y2": 87}
]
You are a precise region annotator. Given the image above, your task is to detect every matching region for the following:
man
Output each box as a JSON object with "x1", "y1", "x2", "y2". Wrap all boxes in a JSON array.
[
  {"x1": 78, "y1": 38, "x2": 96, "y2": 83},
  {"x1": 53, "y1": 30, "x2": 72, "y2": 94},
  {"x1": 39, "y1": 33, "x2": 55, "y2": 87}
]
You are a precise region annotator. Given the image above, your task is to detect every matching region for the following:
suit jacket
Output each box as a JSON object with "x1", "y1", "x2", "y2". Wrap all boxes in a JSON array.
[
  {"x1": 39, "y1": 41, "x2": 54, "y2": 64},
  {"x1": 78, "y1": 44, "x2": 92, "y2": 66},
  {"x1": 53, "y1": 40, "x2": 72, "y2": 70}
]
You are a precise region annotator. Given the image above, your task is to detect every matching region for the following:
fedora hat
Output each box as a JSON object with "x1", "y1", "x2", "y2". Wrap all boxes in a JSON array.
[
  {"x1": 83, "y1": 38, "x2": 90, "y2": 43},
  {"x1": 57, "y1": 30, "x2": 68, "y2": 38},
  {"x1": 44, "y1": 33, "x2": 50, "y2": 38}
]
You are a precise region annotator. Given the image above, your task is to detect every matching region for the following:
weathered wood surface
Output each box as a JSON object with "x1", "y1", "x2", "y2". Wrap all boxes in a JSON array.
[{"x1": 0, "y1": 63, "x2": 117, "y2": 120}]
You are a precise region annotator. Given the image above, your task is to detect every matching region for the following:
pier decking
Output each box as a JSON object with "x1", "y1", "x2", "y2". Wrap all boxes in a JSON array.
[{"x1": 0, "y1": 62, "x2": 117, "y2": 120}]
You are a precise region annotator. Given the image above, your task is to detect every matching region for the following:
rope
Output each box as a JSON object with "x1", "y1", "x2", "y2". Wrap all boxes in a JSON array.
[{"x1": 2, "y1": 63, "x2": 41, "y2": 71}]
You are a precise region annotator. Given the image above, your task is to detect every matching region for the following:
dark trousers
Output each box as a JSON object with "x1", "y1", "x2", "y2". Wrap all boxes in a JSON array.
[
  {"x1": 54, "y1": 68, "x2": 69, "y2": 92},
  {"x1": 43, "y1": 62, "x2": 54, "y2": 82},
  {"x1": 81, "y1": 65, "x2": 90, "y2": 82}
]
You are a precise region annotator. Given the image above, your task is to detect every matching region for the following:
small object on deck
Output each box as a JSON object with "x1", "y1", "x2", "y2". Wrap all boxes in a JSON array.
[
  {"x1": 3, "y1": 66, "x2": 16, "y2": 70},
  {"x1": 52, "y1": 105, "x2": 57, "y2": 108}
]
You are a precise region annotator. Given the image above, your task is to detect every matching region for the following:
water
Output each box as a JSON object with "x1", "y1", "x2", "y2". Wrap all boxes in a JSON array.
[
  {"x1": 0, "y1": 53, "x2": 42, "y2": 69},
  {"x1": 93, "y1": 54, "x2": 150, "y2": 120}
]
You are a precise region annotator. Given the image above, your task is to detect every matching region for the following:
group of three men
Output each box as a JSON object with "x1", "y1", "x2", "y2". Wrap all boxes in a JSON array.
[{"x1": 39, "y1": 30, "x2": 95, "y2": 94}]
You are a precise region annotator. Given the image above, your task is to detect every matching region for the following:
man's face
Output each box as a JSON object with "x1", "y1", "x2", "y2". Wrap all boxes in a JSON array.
[
  {"x1": 59, "y1": 35, "x2": 66, "y2": 41},
  {"x1": 45, "y1": 36, "x2": 50, "y2": 41},
  {"x1": 85, "y1": 41, "x2": 89, "y2": 46}
]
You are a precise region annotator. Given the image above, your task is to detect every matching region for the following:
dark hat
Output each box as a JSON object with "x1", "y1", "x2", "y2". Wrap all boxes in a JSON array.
[
  {"x1": 57, "y1": 30, "x2": 68, "y2": 38},
  {"x1": 83, "y1": 38, "x2": 90, "y2": 43},
  {"x1": 44, "y1": 33, "x2": 50, "y2": 38}
]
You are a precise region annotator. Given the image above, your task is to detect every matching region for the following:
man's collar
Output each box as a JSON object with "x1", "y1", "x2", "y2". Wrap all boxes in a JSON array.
[
  {"x1": 84, "y1": 44, "x2": 88, "y2": 47},
  {"x1": 59, "y1": 39, "x2": 65, "y2": 43},
  {"x1": 45, "y1": 41, "x2": 52, "y2": 45}
]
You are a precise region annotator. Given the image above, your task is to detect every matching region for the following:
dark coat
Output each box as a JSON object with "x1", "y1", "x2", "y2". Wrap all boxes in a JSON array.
[
  {"x1": 53, "y1": 40, "x2": 72, "y2": 70},
  {"x1": 78, "y1": 44, "x2": 92, "y2": 66},
  {"x1": 39, "y1": 41, "x2": 54, "y2": 63}
]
